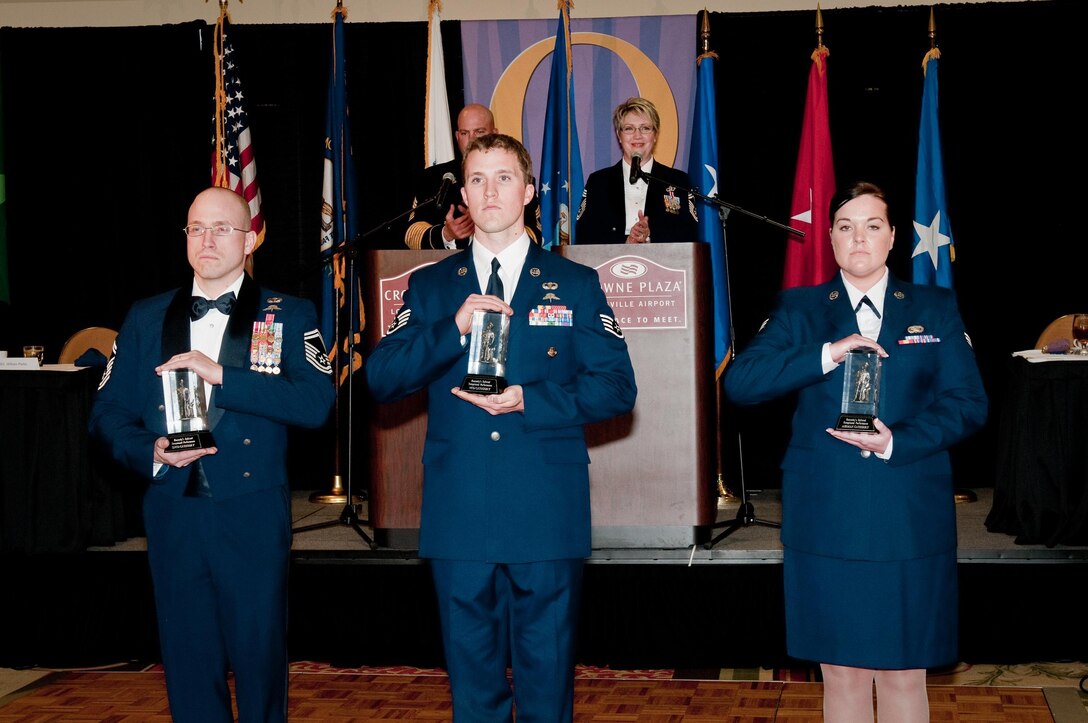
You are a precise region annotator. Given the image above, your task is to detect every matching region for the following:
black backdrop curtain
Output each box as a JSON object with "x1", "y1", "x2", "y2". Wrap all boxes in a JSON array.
[
  {"x1": 709, "y1": 0, "x2": 1087, "y2": 489},
  {"x1": 1, "y1": 1, "x2": 1084, "y2": 493},
  {"x1": 0, "y1": 18, "x2": 464, "y2": 355}
]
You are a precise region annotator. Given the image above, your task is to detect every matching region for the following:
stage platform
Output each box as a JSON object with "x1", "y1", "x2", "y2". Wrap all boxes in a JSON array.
[
  {"x1": 4, "y1": 487, "x2": 1083, "y2": 673},
  {"x1": 88, "y1": 486, "x2": 1088, "y2": 565}
]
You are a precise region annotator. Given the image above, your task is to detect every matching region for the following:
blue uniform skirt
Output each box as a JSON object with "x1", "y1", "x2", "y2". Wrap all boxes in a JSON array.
[{"x1": 783, "y1": 545, "x2": 958, "y2": 670}]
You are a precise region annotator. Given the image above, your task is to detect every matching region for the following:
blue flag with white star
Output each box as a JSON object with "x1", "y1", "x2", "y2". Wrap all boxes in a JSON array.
[
  {"x1": 687, "y1": 49, "x2": 731, "y2": 377},
  {"x1": 912, "y1": 52, "x2": 954, "y2": 288},
  {"x1": 539, "y1": 5, "x2": 584, "y2": 248}
]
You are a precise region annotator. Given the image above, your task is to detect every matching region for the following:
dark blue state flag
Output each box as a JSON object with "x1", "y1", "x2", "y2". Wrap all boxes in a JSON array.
[
  {"x1": 320, "y1": 7, "x2": 362, "y2": 385},
  {"x1": 687, "y1": 45, "x2": 731, "y2": 377},
  {"x1": 539, "y1": 2, "x2": 585, "y2": 248},
  {"x1": 912, "y1": 50, "x2": 955, "y2": 288}
]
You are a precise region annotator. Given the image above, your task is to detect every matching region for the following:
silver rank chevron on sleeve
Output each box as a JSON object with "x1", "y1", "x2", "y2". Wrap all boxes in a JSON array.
[
  {"x1": 304, "y1": 329, "x2": 334, "y2": 374},
  {"x1": 386, "y1": 307, "x2": 411, "y2": 335},
  {"x1": 600, "y1": 314, "x2": 625, "y2": 339}
]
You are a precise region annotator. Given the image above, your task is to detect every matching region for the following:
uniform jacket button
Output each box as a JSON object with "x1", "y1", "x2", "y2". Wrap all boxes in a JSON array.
[
  {"x1": 243, "y1": 438, "x2": 251, "y2": 446},
  {"x1": 490, "y1": 431, "x2": 500, "y2": 441},
  {"x1": 242, "y1": 471, "x2": 251, "y2": 478}
]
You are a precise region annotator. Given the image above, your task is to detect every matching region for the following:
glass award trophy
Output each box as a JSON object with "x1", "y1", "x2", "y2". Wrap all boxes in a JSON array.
[
  {"x1": 162, "y1": 368, "x2": 215, "y2": 451},
  {"x1": 461, "y1": 309, "x2": 510, "y2": 395},
  {"x1": 836, "y1": 349, "x2": 881, "y2": 433}
]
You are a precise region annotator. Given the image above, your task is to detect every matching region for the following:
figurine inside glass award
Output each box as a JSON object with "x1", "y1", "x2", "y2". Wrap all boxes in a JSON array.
[
  {"x1": 162, "y1": 368, "x2": 215, "y2": 451},
  {"x1": 836, "y1": 349, "x2": 881, "y2": 433},
  {"x1": 461, "y1": 309, "x2": 510, "y2": 395}
]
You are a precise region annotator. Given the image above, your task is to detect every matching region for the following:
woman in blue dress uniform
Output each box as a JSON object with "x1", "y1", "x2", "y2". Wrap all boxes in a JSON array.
[{"x1": 724, "y1": 182, "x2": 987, "y2": 721}]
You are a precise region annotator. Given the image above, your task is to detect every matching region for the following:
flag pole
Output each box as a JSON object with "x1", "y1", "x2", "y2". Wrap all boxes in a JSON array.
[
  {"x1": 295, "y1": 1, "x2": 374, "y2": 546},
  {"x1": 687, "y1": 10, "x2": 794, "y2": 548},
  {"x1": 916, "y1": 7, "x2": 974, "y2": 504},
  {"x1": 699, "y1": 9, "x2": 735, "y2": 506}
]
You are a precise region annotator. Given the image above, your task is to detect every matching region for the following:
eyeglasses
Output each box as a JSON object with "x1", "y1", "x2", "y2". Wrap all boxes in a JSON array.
[
  {"x1": 182, "y1": 223, "x2": 250, "y2": 237},
  {"x1": 619, "y1": 125, "x2": 655, "y2": 136}
]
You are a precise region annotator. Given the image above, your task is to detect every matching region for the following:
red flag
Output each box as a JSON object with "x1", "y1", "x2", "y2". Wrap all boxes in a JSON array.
[
  {"x1": 211, "y1": 11, "x2": 265, "y2": 254},
  {"x1": 783, "y1": 45, "x2": 836, "y2": 289}
]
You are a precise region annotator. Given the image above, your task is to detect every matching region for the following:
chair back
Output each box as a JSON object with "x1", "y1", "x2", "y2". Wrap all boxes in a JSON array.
[
  {"x1": 58, "y1": 326, "x2": 118, "y2": 365},
  {"x1": 1035, "y1": 315, "x2": 1075, "y2": 350}
]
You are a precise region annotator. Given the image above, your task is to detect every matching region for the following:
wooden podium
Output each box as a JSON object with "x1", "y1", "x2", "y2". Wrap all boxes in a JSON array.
[
  {"x1": 363, "y1": 244, "x2": 715, "y2": 549},
  {"x1": 558, "y1": 243, "x2": 715, "y2": 547}
]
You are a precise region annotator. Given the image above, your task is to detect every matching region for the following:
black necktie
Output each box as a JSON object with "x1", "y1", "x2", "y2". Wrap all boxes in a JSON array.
[
  {"x1": 485, "y1": 257, "x2": 504, "y2": 301},
  {"x1": 190, "y1": 292, "x2": 237, "y2": 321},
  {"x1": 854, "y1": 295, "x2": 881, "y2": 319}
]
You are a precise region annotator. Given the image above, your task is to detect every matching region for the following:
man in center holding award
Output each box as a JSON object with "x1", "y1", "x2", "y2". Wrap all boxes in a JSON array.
[{"x1": 366, "y1": 133, "x2": 637, "y2": 722}]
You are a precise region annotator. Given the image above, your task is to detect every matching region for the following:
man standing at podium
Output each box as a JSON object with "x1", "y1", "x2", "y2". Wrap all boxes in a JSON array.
[
  {"x1": 367, "y1": 134, "x2": 636, "y2": 722},
  {"x1": 403, "y1": 103, "x2": 540, "y2": 249}
]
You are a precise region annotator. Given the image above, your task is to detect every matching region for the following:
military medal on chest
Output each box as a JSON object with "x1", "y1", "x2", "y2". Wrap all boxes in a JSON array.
[
  {"x1": 251, "y1": 313, "x2": 284, "y2": 374},
  {"x1": 663, "y1": 186, "x2": 681, "y2": 215}
]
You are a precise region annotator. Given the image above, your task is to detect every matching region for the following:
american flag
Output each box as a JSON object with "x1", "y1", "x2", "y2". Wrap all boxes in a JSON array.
[{"x1": 212, "y1": 12, "x2": 265, "y2": 250}]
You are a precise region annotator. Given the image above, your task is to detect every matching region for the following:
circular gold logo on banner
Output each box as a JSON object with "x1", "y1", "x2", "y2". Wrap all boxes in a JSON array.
[{"x1": 490, "y1": 32, "x2": 678, "y2": 167}]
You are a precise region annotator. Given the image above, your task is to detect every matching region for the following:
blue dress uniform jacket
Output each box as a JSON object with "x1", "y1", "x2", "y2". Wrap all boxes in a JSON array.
[
  {"x1": 365, "y1": 241, "x2": 637, "y2": 563},
  {"x1": 91, "y1": 275, "x2": 334, "y2": 497},
  {"x1": 723, "y1": 273, "x2": 988, "y2": 668},
  {"x1": 89, "y1": 274, "x2": 335, "y2": 722},
  {"x1": 575, "y1": 160, "x2": 698, "y2": 245}
]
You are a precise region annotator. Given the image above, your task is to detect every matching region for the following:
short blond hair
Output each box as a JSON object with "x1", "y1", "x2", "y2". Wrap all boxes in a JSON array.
[{"x1": 611, "y1": 97, "x2": 660, "y2": 135}]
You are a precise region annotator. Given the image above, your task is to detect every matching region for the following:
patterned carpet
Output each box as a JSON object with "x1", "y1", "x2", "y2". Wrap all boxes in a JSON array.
[
  {"x1": 3, "y1": 661, "x2": 1085, "y2": 721},
  {"x1": 63, "y1": 658, "x2": 1088, "y2": 689},
  {"x1": 284, "y1": 659, "x2": 1088, "y2": 687}
]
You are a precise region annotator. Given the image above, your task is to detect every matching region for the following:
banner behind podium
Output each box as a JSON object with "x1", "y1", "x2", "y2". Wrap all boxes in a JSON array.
[{"x1": 364, "y1": 244, "x2": 715, "y2": 548}]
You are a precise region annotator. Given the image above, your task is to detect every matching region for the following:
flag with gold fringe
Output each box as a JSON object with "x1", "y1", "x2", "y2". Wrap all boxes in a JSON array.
[
  {"x1": 425, "y1": 0, "x2": 455, "y2": 168},
  {"x1": 686, "y1": 12, "x2": 730, "y2": 377},
  {"x1": 320, "y1": 4, "x2": 363, "y2": 386},
  {"x1": 911, "y1": 42, "x2": 955, "y2": 288},
  {"x1": 783, "y1": 12, "x2": 836, "y2": 289},
  {"x1": 211, "y1": 10, "x2": 265, "y2": 256},
  {"x1": 539, "y1": 0, "x2": 585, "y2": 248}
]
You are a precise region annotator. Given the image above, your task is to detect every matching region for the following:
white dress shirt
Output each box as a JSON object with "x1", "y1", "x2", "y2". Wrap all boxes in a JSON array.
[{"x1": 620, "y1": 156, "x2": 654, "y2": 235}]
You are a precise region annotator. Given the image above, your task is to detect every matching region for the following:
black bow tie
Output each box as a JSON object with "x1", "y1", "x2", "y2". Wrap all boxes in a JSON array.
[{"x1": 190, "y1": 292, "x2": 237, "y2": 321}]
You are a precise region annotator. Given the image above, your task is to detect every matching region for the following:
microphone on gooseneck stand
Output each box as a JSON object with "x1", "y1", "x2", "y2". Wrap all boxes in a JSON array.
[
  {"x1": 435, "y1": 172, "x2": 457, "y2": 210},
  {"x1": 629, "y1": 154, "x2": 642, "y2": 185}
]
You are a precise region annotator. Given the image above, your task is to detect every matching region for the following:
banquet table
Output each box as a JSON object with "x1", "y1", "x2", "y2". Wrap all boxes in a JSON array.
[
  {"x1": 985, "y1": 352, "x2": 1088, "y2": 547},
  {"x1": 0, "y1": 365, "x2": 143, "y2": 554}
]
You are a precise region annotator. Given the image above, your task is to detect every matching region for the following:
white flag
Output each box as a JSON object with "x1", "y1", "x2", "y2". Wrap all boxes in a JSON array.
[{"x1": 425, "y1": 0, "x2": 455, "y2": 167}]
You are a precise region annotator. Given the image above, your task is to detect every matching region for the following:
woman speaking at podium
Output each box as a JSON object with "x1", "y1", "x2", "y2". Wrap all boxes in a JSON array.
[{"x1": 574, "y1": 97, "x2": 697, "y2": 245}]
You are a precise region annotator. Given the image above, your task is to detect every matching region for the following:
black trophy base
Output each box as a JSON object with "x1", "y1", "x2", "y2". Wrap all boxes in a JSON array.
[
  {"x1": 835, "y1": 414, "x2": 877, "y2": 433},
  {"x1": 460, "y1": 374, "x2": 507, "y2": 395},
  {"x1": 166, "y1": 430, "x2": 216, "y2": 452}
]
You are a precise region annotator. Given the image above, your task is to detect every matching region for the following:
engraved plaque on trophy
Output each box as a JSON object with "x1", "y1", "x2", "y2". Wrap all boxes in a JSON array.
[
  {"x1": 836, "y1": 349, "x2": 881, "y2": 433},
  {"x1": 162, "y1": 368, "x2": 215, "y2": 451},
  {"x1": 461, "y1": 309, "x2": 510, "y2": 395}
]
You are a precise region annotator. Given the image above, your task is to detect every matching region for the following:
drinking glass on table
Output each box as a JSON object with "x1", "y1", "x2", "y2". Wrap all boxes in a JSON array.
[
  {"x1": 1072, "y1": 314, "x2": 1088, "y2": 355},
  {"x1": 23, "y1": 345, "x2": 44, "y2": 366}
]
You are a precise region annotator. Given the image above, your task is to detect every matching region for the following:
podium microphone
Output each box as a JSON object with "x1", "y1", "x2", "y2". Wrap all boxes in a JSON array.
[
  {"x1": 435, "y1": 172, "x2": 457, "y2": 209},
  {"x1": 629, "y1": 154, "x2": 642, "y2": 184}
]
